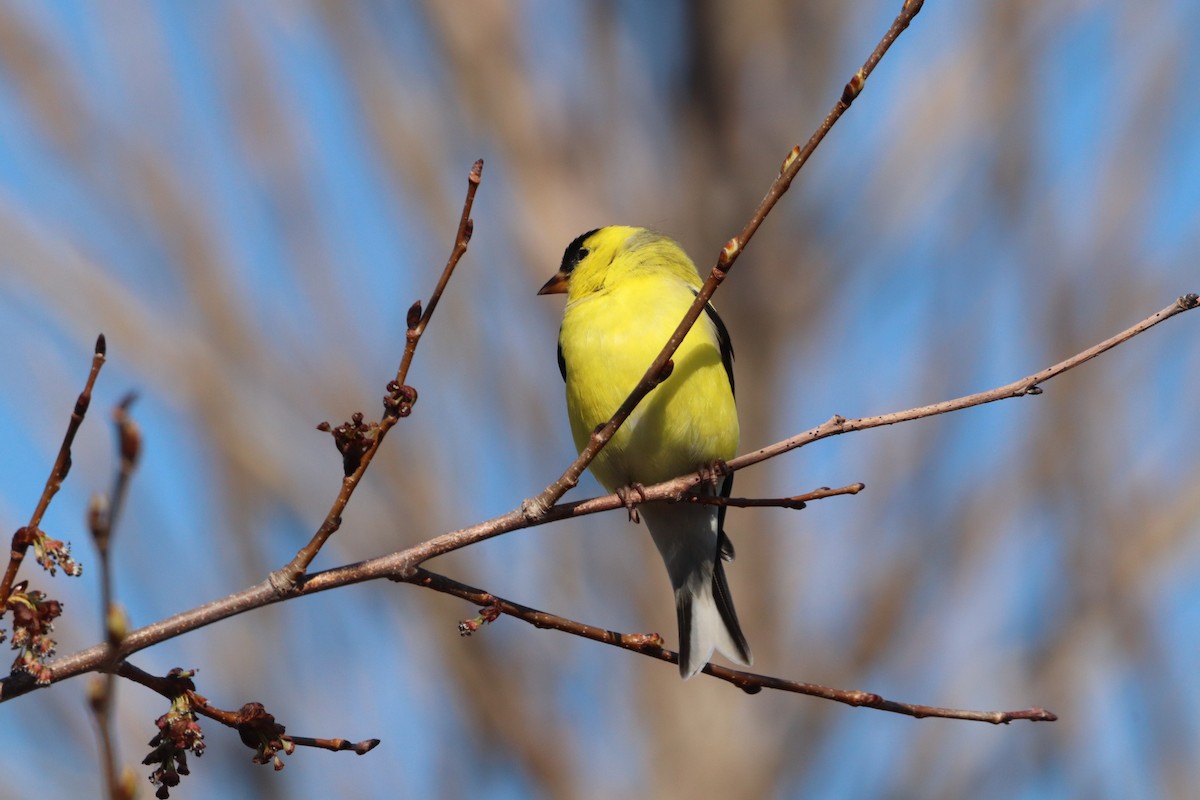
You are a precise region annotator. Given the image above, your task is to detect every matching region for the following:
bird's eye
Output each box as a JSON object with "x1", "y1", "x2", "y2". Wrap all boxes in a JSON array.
[{"x1": 560, "y1": 229, "x2": 599, "y2": 274}]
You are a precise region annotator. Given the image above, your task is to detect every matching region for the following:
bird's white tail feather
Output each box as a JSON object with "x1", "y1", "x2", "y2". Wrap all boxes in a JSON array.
[{"x1": 641, "y1": 501, "x2": 752, "y2": 679}]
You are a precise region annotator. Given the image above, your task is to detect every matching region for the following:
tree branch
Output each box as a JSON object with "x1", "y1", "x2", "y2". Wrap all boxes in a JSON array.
[
  {"x1": 0, "y1": 334, "x2": 105, "y2": 607},
  {"x1": 5, "y1": 293, "x2": 1192, "y2": 704},
  {"x1": 687, "y1": 482, "x2": 866, "y2": 510},
  {"x1": 269, "y1": 159, "x2": 483, "y2": 591},
  {"x1": 420, "y1": 567, "x2": 1054, "y2": 724},
  {"x1": 87, "y1": 393, "x2": 143, "y2": 800},
  {"x1": 726, "y1": 293, "x2": 1200, "y2": 475}
]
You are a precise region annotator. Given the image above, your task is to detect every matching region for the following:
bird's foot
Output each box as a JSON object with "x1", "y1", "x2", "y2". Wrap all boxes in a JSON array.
[
  {"x1": 697, "y1": 459, "x2": 731, "y2": 491},
  {"x1": 616, "y1": 482, "x2": 647, "y2": 523}
]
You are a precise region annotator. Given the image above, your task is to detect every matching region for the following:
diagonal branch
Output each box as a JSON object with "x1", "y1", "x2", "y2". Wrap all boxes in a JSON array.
[
  {"x1": 726, "y1": 293, "x2": 1200, "y2": 475},
  {"x1": 0, "y1": 335, "x2": 107, "y2": 608},
  {"x1": 417, "y1": 567, "x2": 1054, "y2": 724},
  {"x1": 526, "y1": 0, "x2": 927, "y2": 519},
  {"x1": 270, "y1": 159, "x2": 483, "y2": 591}
]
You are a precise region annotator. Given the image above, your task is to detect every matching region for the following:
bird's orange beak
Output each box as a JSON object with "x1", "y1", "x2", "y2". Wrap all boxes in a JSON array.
[{"x1": 537, "y1": 270, "x2": 569, "y2": 295}]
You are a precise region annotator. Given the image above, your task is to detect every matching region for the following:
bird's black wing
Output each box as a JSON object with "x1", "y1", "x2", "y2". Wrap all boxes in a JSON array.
[{"x1": 697, "y1": 293, "x2": 735, "y2": 398}]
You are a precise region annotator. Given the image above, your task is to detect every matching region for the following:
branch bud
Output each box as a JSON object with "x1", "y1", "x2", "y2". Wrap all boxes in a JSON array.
[
  {"x1": 114, "y1": 393, "x2": 142, "y2": 468},
  {"x1": 842, "y1": 68, "x2": 866, "y2": 106},
  {"x1": 718, "y1": 238, "x2": 740, "y2": 270},
  {"x1": 781, "y1": 145, "x2": 801, "y2": 175}
]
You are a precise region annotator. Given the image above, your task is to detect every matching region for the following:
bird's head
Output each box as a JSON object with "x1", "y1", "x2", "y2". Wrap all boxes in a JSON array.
[{"x1": 537, "y1": 226, "x2": 699, "y2": 301}]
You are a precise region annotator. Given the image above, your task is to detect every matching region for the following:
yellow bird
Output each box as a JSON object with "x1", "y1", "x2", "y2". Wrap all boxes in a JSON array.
[{"x1": 539, "y1": 226, "x2": 752, "y2": 678}]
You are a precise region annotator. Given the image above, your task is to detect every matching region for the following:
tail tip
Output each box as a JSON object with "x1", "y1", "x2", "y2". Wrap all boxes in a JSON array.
[{"x1": 675, "y1": 588, "x2": 752, "y2": 680}]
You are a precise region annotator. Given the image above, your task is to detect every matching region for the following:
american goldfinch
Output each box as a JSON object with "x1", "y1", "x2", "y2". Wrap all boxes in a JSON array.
[{"x1": 539, "y1": 226, "x2": 752, "y2": 678}]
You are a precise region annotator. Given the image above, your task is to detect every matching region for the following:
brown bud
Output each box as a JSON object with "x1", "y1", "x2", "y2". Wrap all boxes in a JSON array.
[
  {"x1": 841, "y1": 68, "x2": 866, "y2": 105},
  {"x1": 719, "y1": 238, "x2": 740, "y2": 269}
]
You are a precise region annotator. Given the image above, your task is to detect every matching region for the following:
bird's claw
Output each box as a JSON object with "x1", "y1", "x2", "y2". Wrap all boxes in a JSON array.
[
  {"x1": 697, "y1": 460, "x2": 730, "y2": 491},
  {"x1": 616, "y1": 483, "x2": 647, "y2": 523}
]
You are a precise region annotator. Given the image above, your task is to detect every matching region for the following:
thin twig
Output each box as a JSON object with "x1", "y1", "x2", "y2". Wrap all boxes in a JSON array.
[
  {"x1": 87, "y1": 393, "x2": 142, "y2": 800},
  {"x1": 270, "y1": 159, "x2": 483, "y2": 590},
  {"x1": 0, "y1": 334, "x2": 106, "y2": 608},
  {"x1": 687, "y1": 482, "x2": 866, "y2": 509},
  {"x1": 87, "y1": 393, "x2": 141, "y2": 800},
  {"x1": 285, "y1": 735, "x2": 380, "y2": 756},
  {"x1": 116, "y1": 660, "x2": 377, "y2": 768},
  {"x1": 526, "y1": 0, "x2": 926, "y2": 519},
  {"x1": 413, "y1": 567, "x2": 1053, "y2": 724},
  {"x1": 734, "y1": 0, "x2": 924, "y2": 262},
  {"x1": 726, "y1": 294, "x2": 1200, "y2": 475}
]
